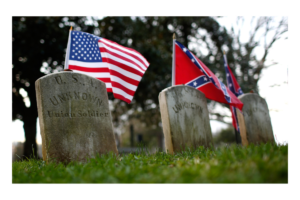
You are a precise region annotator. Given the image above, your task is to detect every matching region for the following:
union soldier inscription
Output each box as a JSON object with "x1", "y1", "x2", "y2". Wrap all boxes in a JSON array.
[
  {"x1": 35, "y1": 71, "x2": 118, "y2": 163},
  {"x1": 237, "y1": 93, "x2": 275, "y2": 144},
  {"x1": 159, "y1": 85, "x2": 213, "y2": 154}
]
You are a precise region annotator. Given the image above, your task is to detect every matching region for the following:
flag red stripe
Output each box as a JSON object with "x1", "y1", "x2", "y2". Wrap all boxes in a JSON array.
[
  {"x1": 111, "y1": 82, "x2": 135, "y2": 96},
  {"x1": 110, "y1": 69, "x2": 139, "y2": 86},
  {"x1": 69, "y1": 65, "x2": 109, "y2": 73},
  {"x1": 113, "y1": 93, "x2": 131, "y2": 104},
  {"x1": 100, "y1": 39, "x2": 149, "y2": 69},
  {"x1": 100, "y1": 47, "x2": 146, "y2": 73},
  {"x1": 96, "y1": 77, "x2": 111, "y2": 83},
  {"x1": 101, "y1": 56, "x2": 144, "y2": 77}
]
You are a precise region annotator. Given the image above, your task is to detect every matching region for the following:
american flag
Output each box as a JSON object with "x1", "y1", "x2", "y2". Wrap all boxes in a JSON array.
[
  {"x1": 64, "y1": 30, "x2": 150, "y2": 103},
  {"x1": 223, "y1": 53, "x2": 244, "y2": 132}
]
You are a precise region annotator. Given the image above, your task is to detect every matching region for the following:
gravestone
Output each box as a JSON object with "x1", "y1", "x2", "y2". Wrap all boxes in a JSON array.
[
  {"x1": 237, "y1": 93, "x2": 275, "y2": 144},
  {"x1": 35, "y1": 71, "x2": 118, "y2": 163},
  {"x1": 159, "y1": 85, "x2": 213, "y2": 154}
]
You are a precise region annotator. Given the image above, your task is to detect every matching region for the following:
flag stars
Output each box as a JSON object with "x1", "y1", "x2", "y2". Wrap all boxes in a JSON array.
[
  {"x1": 193, "y1": 82, "x2": 197, "y2": 86},
  {"x1": 183, "y1": 48, "x2": 187, "y2": 52},
  {"x1": 191, "y1": 59, "x2": 195, "y2": 62}
]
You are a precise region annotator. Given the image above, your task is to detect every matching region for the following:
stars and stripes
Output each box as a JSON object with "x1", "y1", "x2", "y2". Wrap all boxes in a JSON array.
[
  {"x1": 173, "y1": 40, "x2": 243, "y2": 110},
  {"x1": 65, "y1": 31, "x2": 149, "y2": 103}
]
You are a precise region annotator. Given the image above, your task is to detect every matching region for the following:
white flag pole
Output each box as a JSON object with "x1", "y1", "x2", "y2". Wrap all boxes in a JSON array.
[
  {"x1": 171, "y1": 33, "x2": 176, "y2": 86},
  {"x1": 64, "y1": 26, "x2": 72, "y2": 71}
]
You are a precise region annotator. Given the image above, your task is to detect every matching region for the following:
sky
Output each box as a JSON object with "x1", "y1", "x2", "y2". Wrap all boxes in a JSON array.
[{"x1": 11, "y1": 16, "x2": 289, "y2": 145}]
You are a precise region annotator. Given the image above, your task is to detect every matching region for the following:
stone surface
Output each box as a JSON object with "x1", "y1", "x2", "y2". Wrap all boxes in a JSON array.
[
  {"x1": 238, "y1": 93, "x2": 275, "y2": 144},
  {"x1": 159, "y1": 85, "x2": 213, "y2": 154},
  {"x1": 35, "y1": 71, "x2": 118, "y2": 163}
]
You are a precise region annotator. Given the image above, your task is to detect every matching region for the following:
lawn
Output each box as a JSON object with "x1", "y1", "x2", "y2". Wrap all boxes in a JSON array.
[{"x1": 12, "y1": 143, "x2": 287, "y2": 183}]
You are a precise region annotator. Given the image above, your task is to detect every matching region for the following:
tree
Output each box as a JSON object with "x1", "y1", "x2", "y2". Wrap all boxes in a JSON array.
[{"x1": 12, "y1": 17, "x2": 96, "y2": 158}]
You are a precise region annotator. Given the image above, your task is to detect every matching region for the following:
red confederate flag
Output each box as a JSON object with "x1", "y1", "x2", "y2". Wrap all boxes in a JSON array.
[
  {"x1": 223, "y1": 52, "x2": 244, "y2": 132},
  {"x1": 172, "y1": 40, "x2": 243, "y2": 110}
]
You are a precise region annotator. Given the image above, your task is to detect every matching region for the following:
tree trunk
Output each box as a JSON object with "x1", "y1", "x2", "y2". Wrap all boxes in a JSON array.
[
  {"x1": 22, "y1": 86, "x2": 39, "y2": 159},
  {"x1": 23, "y1": 114, "x2": 37, "y2": 159}
]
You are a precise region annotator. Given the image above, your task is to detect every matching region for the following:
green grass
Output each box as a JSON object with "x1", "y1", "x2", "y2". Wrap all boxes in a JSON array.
[{"x1": 12, "y1": 143, "x2": 287, "y2": 183}]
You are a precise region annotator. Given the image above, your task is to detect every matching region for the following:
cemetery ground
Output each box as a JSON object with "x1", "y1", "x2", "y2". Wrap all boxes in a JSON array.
[{"x1": 12, "y1": 143, "x2": 287, "y2": 183}]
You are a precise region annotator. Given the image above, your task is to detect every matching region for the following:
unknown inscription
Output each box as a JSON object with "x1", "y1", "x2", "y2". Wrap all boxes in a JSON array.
[
  {"x1": 35, "y1": 71, "x2": 118, "y2": 163},
  {"x1": 172, "y1": 101, "x2": 203, "y2": 113},
  {"x1": 49, "y1": 91, "x2": 103, "y2": 106},
  {"x1": 47, "y1": 110, "x2": 109, "y2": 118}
]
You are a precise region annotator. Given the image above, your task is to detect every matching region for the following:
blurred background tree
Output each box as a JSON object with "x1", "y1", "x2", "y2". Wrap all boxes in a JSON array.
[
  {"x1": 12, "y1": 17, "x2": 95, "y2": 158},
  {"x1": 12, "y1": 16, "x2": 287, "y2": 158}
]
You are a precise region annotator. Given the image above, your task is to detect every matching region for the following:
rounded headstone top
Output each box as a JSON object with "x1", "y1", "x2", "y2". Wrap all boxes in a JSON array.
[
  {"x1": 238, "y1": 93, "x2": 268, "y2": 107},
  {"x1": 238, "y1": 93, "x2": 264, "y2": 101},
  {"x1": 160, "y1": 85, "x2": 204, "y2": 95},
  {"x1": 36, "y1": 71, "x2": 102, "y2": 83}
]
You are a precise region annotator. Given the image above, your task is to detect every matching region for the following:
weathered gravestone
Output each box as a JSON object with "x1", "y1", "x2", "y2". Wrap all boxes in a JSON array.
[
  {"x1": 236, "y1": 93, "x2": 275, "y2": 145},
  {"x1": 159, "y1": 85, "x2": 213, "y2": 154},
  {"x1": 35, "y1": 71, "x2": 118, "y2": 163}
]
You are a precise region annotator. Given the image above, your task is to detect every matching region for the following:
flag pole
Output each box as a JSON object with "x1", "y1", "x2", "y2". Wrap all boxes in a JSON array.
[
  {"x1": 223, "y1": 50, "x2": 227, "y2": 65},
  {"x1": 64, "y1": 26, "x2": 73, "y2": 71},
  {"x1": 171, "y1": 33, "x2": 176, "y2": 86}
]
